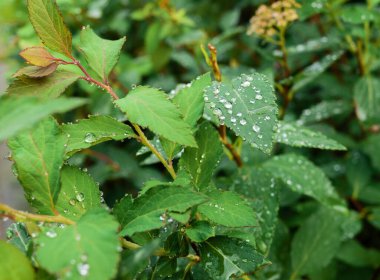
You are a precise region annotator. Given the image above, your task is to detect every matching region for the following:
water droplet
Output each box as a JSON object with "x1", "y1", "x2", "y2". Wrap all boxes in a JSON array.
[
  {"x1": 242, "y1": 81, "x2": 250, "y2": 87},
  {"x1": 69, "y1": 199, "x2": 77, "y2": 206},
  {"x1": 252, "y1": 125, "x2": 261, "y2": 132},
  {"x1": 76, "y1": 193, "x2": 85, "y2": 202},
  {"x1": 46, "y1": 230, "x2": 57, "y2": 238},
  {"x1": 255, "y1": 94, "x2": 263, "y2": 100},
  {"x1": 224, "y1": 102, "x2": 232, "y2": 109},
  {"x1": 240, "y1": 119, "x2": 247, "y2": 125},
  {"x1": 77, "y1": 263, "x2": 90, "y2": 276},
  {"x1": 84, "y1": 133, "x2": 96, "y2": 143}
]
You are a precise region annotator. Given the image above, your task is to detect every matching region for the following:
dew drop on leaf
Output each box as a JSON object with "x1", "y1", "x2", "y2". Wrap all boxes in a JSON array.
[{"x1": 84, "y1": 133, "x2": 96, "y2": 143}]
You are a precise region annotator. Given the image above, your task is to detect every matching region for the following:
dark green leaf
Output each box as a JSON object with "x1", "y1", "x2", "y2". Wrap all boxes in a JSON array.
[
  {"x1": 186, "y1": 221, "x2": 215, "y2": 242},
  {"x1": 354, "y1": 76, "x2": 380, "y2": 124}
]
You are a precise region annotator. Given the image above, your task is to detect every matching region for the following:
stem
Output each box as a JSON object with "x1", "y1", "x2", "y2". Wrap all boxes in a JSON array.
[
  {"x1": 81, "y1": 149, "x2": 121, "y2": 171},
  {"x1": 278, "y1": 26, "x2": 292, "y2": 119},
  {"x1": 121, "y1": 238, "x2": 167, "y2": 256},
  {"x1": 0, "y1": 203, "x2": 74, "y2": 225},
  {"x1": 218, "y1": 126, "x2": 243, "y2": 167}
]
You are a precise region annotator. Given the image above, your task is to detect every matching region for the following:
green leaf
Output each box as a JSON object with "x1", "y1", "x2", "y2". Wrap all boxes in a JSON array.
[
  {"x1": 290, "y1": 207, "x2": 352, "y2": 278},
  {"x1": 62, "y1": 115, "x2": 136, "y2": 155},
  {"x1": 340, "y1": 5, "x2": 375, "y2": 24},
  {"x1": 6, "y1": 223, "x2": 32, "y2": 254},
  {"x1": 80, "y1": 26, "x2": 126, "y2": 81},
  {"x1": 368, "y1": 207, "x2": 380, "y2": 230},
  {"x1": 114, "y1": 185, "x2": 207, "y2": 236},
  {"x1": 204, "y1": 73, "x2": 278, "y2": 153},
  {"x1": 263, "y1": 154, "x2": 343, "y2": 206},
  {"x1": 199, "y1": 237, "x2": 266, "y2": 279},
  {"x1": 0, "y1": 96, "x2": 86, "y2": 142},
  {"x1": 19, "y1": 46, "x2": 56, "y2": 67},
  {"x1": 8, "y1": 117, "x2": 67, "y2": 214},
  {"x1": 27, "y1": 0, "x2": 72, "y2": 56},
  {"x1": 346, "y1": 151, "x2": 371, "y2": 198},
  {"x1": 36, "y1": 208, "x2": 120, "y2": 280},
  {"x1": 180, "y1": 122, "x2": 223, "y2": 191},
  {"x1": 291, "y1": 51, "x2": 343, "y2": 92},
  {"x1": 0, "y1": 240, "x2": 35, "y2": 280},
  {"x1": 198, "y1": 190, "x2": 257, "y2": 227},
  {"x1": 115, "y1": 86, "x2": 196, "y2": 147},
  {"x1": 336, "y1": 240, "x2": 380, "y2": 268},
  {"x1": 6, "y1": 70, "x2": 80, "y2": 99},
  {"x1": 275, "y1": 121, "x2": 346, "y2": 150},
  {"x1": 354, "y1": 76, "x2": 380, "y2": 124},
  {"x1": 186, "y1": 221, "x2": 215, "y2": 242},
  {"x1": 298, "y1": 100, "x2": 352, "y2": 125},
  {"x1": 56, "y1": 166, "x2": 102, "y2": 221},
  {"x1": 362, "y1": 134, "x2": 380, "y2": 172},
  {"x1": 13, "y1": 63, "x2": 58, "y2": 78}
]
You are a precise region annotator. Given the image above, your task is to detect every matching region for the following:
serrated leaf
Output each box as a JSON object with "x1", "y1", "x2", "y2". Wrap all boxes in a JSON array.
[
  {"x1": 199, "y1": 237, "x2": 266, "y2": 279},
  {"x1": 8, "y1": 117, "x2": 67, "y2": 214},
  {"x1": 275, "y1": 121, "x2": 346, "y2": 150},
  {"x1": 7, "y1": 70, "x2": 80, "y2": 99},
  {"x1": 61, "y1": 115, "x2": 136, "y2": 155},
  {"x1": 114, "y1": 186, "x2": 207, "y2": 236},
  {"x1": 298, "y1": 100, "x2": 352, "y2": 125},
  {"x1": 198, "y1": 190, "x2": 257, "y2": 227},
  {"x1": 290, "y1": 207, "x2": 350, "y2": 278},
  {"x1": 13, "y1": 63, "x2": 58, "y2": 78},
  {"x1": 0, "y1": 96, "x2": 86, "y2": 142},
  {"x1": 55, "y1": 166, "x2": 102, "y2": 221},
  {"x1": 186, "y1": 221, "x2": 215, "y2": 242},
  {"x1": 19, "y1": 46, "x2": 56, "y2": 66},
  {"x1": 180, "y1": 122, "x2": 223, "y2": 191},
  {"x1": 263, "y1": 154, "x2": 343, "y2": 206},
  {"x1": 27, "y1": 0, "x2": 72, "y2": 56},
  {"x1": 36, "y1": 208, "x2": 120, "y2": 280},
  {"x1": 354, "y1": 76, "x2": 380, "y2": 124},
  {"x1": 115, "y1": 86, "x2": 196, "y2": 147},
  {"x1": 80, "y1": 26, "x2": 126, "y2": 81},
  {"x1": 0, "y1": 241, "x2": 35, "y2": 280},
  {"x1": 204, "y1": 73, "x2": 278, "y2": 153}
]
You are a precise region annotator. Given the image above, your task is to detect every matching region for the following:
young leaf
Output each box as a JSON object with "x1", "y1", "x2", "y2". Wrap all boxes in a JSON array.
[
  {"x1": 354, "y1": 76, "x2": 380, "y2": 124},
  {"x1": 198, "y1": 190, "x2": 257, "y2": 227},
  {"x1": 13, "y1": 63, "x2": 58, "y2": 78},
  {"x1": 61, "y1": 115, "x2": 136, "y2": 155},
  {"x1": 114, "y1": 185, "x2": 207, "y2": 236},
  {"x1": 275, "y1": 121, "x2": 346, "y2": 150},
  {"x1": 199, "y1": 237, "x2": 266, "y2": 279},
  {"x1": 180, "y1": 122, "x2": 223, "y2": 191},
  {"x1": 80, "y1": 26, "x2": 126, "y2": 81},
  {"x1": 27, "y1": 0, "x2": 72, "y2": 56},
  {"x1": 263, "y1": 154, "x2": 343, "y2": 206},
  {"x1": 36, "y1": 208, "x2": 120, "y2": 280},
  {"x1": 204, "y1": 73, "x2": 278, "y2": 153},
  {"x1": 7, "y1": 70, "x2": 80, "y2": 99},
  {"x1": 8, "y1": 117, "x2": 67, "y2": 214},
  {"x1": 55, "y1": 166, "x2": 102, "y2": 221},
  {"x1": 0, "y1": 96, "x2": 86, "y2": 142},
  {"x1": 185, "y1": 221, "x2": 215, "y2": 242},
  {"x1": 115, "y1": 86, "x2": 196, "y2": 147},
  {"x1": 0, "y1": 241, "x2": 35, "y2": 280},
  {"x1": 19, "y1": 46, "x2": 56, "y2": 67}
]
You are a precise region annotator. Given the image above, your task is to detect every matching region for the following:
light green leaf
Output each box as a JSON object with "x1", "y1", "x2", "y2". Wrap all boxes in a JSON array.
[
  {"x1": 8, "y1": 117, "x2": 67, "y2": 214},
  {"x1": 56, "y1": 166, "x2": 102, "y2": 221},
  {"x1": 275, "y1": 121, "x2": 346, "y2": 150},
  {"x1": 186, "y1": 221, "x2": 215, "y2": 242},
  {"x1": 354, "y1": 76, "x2": 380, "y2": 124},
  {"x1": 204, "y1": 73, "x2": 278, "y2": 153},
  {"x1": 263, "y1": 154, "x2": 343, "y2": 206},
  {"x1": 0, "y1": 241, "x2": 35, "y2": 280},
  {"x1": 27, "y1": 0, "x2": 72, "y2": 56},
  {"x1": 80, "y1": 26, "x2": 126, "y2": 81},
  {"x1": 6, "y1": 70, "x2": 80, "y2": 99},
  {"x1": 36, "y1": 208, "x2": 120, "y2": 280},
  {"x1": 298, "y1": 100, "x2": 352, "y2": 125},
  {"x1": 290, "y1": 207, "x2": 351, "y2": 278},
  {"x1": 114, "y1": 186, "x2": 207, "y2": 236},
  {"x1": 115, "y1": 86, "x2": 196, "y2": 147},
  {"x1": 0, "y1": 96, "x2": 86, "y2": 142},
  {"x1": 198, "y1": 190, "x2": 257, "y2": 227},
  {"x1": 180, "y1": 122, "x2": 223, "y2": 191},
  {"x1": 199, "y1": 237, "x2": 266, "y2": 279},
  {"x1": 62, "y1": 115, "x2": 136, "y2": 155}
]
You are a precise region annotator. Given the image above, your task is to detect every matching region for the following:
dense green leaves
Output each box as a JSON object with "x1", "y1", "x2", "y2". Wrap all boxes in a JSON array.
[
  {"x1": 0, "y1": 241, "x2": 35, "y2": 280},
  {"x1": 80, "y1": 26, "x2": 126, "y2": 81},
  {"x1": 204, "y1": 73, "x2": 278, "y2": 153},
  {"x1": 114, "y1": 185, "x2": 207, "y2": 236},
  {"x1": 354, "y1": 76, "x2": 380, "y2": 124},
  {"x1": 27, "y1": 0, "x2": 72, "y2": 56},
  {"x1": 263, "y1": 154, "x2": 343, "y2": 206},
  {"x1": 36, "y1": 208, "x2": 120, "y2": 280},
  {"x1": 0, "y1": 96, "x2": 86, "y2": 142},
  {"x1": 115, "y1": 86, "x2": 196, "y2": 147},
  {"x1": 62, "y1": 115, "x2": 136, "y2": 154},
  {"x1": 8, "y1": 117, "x2": 67, "y2": 214},
  {"x1": 275, "y1": 121, "x2": 346, "y2": 150}
]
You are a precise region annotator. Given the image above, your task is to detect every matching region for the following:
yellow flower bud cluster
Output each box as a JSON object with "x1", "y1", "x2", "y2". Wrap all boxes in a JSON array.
[{"x1": 247, "y1": 0, "x2": 301, "y2": 37}]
